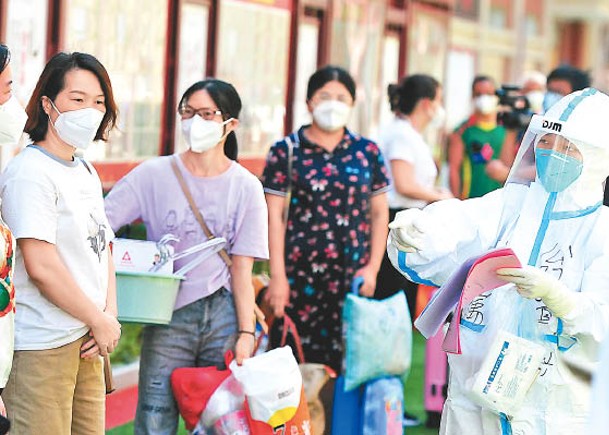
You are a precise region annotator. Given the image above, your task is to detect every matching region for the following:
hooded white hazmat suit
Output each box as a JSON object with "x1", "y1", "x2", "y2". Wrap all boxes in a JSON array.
[{"x1": 388, "y1": 88, "x2": 609, "y2": 435}]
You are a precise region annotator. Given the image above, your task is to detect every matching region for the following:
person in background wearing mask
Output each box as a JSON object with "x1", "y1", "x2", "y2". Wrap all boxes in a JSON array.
[
  {"x1": 543, "y1": 65, "x2": 591, "y2": 113},
  {"x1": 377, "y1": 74, "x2": 452, "y2": 323},
  {"x1": 388, "y1": 88, "x2": 609, "y2": 435},
  {"x1": 486, "y1": 71, "x2": 548, "y2": 182},
  {"x1": 104, "y1": 79, "x2": 269, "y2": 434},
  {"x1": 261, "y1": 65, "x2": 389, "y2": 372},
  {"x1": 520, "y1": 70, "x2": 546, "y2": 114},
  {"x1": 0, "y1": 44, "x2": 24, "y2": 426},
  {"x1": 0, "y1": 52, "x2": 121, "y2": 434},
  {"x1": 448, "y1": 75, "x2": 508, "y2": 199},
  {"x1": 0, "y1": 44, "x2": 27, "y2": 172},
  {"x1": 376, "y1": 73, "x2": 453, "y2": 428}
]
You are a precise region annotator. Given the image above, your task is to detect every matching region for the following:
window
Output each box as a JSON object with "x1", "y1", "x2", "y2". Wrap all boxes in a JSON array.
[
  {"x1": 525, "y1": 14, "x2": 538, "y2": 37},
  {"x1": 292, "y1": 17, "x2": 320, "y2": 129},
  {"x1": 4, "y1": 0, "x2": 48, "y2": 103},
  {"x1": 174, "y1": 1, "x2": 210, "y2": 153},
  {"x1": 216, "y1": 0, "x2": 291, "y2": 156},
  {"x1": 330, "y1": 0, "x2": 386, "y2": 137},
  {"x1": 408, "y1": 8, "x2": 448, "y2": 80},
  {"x1": 489, "y1": 6, "x2": 507, "y2": 29},
  {"x1": 64, "y1": 0, "x2": 169, "y2": 161},
  {"x1": 455, "y1": 0, "x2": 479, "y2": 19},
  {"x1": 378, "y1": 31, "x2": 401, "y2": 129}
]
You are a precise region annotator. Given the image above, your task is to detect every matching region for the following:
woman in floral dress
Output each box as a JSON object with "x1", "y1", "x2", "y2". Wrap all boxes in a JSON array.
[{"x1": 262, "y1": 65, "x2": 389, "y2": 371}]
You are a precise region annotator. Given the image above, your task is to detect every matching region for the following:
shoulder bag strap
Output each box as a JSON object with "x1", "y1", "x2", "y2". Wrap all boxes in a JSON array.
[
  {"x1": 283, "y1": 134, "x2": 295, "y2": 224},
  {"x1": 171, "y1": 156, "x2": 269, "y2": 333},
  {"x1": 170, "y1": 157, "x2": 232, "y2": 267}
]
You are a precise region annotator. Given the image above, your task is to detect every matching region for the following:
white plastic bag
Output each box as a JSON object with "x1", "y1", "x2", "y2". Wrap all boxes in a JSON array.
[
  {"x1": 468, "y1": 329, "x2": 545, "y2": 415},
  {"x1": 455, "y1": 287, "x2": 546, "y2": 417},
  {"x1": 200, "y1": 374, "x2": 246, "y2": 428},
  {"x1": 230, "y1": 346, "x2": 303, "y2": 428}
]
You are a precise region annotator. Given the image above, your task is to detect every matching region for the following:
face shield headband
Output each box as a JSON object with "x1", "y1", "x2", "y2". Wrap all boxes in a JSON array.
[
  {"x1": 506, "y1": 114, "x2": 587, "y2": 193},
  {"x1": 506, "y1": 115, "x2": 574, "y2": 185}
]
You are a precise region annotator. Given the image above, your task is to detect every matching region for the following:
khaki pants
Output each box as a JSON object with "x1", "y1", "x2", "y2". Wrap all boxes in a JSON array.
[{"x1": 1, "y1": 336, "x2": 104, "y2": 435}]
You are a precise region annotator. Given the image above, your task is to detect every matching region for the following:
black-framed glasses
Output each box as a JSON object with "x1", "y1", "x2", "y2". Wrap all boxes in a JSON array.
[{"x1": 178, "y1": 105, "x2": 223, "y2": 120}]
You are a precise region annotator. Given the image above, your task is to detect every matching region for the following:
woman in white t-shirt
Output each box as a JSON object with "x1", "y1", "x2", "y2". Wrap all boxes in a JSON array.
[
  {"x1": 377, "y1": 74, "x2": 453, "y2": 301},
  {"x1": 0, "y1": 52, "x2": 121, "y2": 434},
  {"x1": 376, "y1": 74, "x2": 453, "y2": 427}
]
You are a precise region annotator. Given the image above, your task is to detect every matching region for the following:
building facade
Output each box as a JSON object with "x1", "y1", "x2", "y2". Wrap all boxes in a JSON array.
[{"x1": 0, "y1": 0, "x2": 605, "y2": 181}]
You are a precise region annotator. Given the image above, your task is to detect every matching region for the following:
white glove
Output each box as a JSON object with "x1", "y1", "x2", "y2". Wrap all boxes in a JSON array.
[
  {"x1": 497, "y1": 266, "x2": 577, "y2": 318},
  {"x1": 388, "y1": 208, "x2": 428, "y2": 253}
]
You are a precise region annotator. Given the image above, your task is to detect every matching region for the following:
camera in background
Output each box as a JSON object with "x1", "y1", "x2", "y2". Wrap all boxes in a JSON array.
[{"x1": 496, "y1": 84, "x2": 534, "y2": 130}]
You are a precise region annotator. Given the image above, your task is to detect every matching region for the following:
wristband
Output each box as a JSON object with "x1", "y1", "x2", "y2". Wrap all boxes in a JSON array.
[{"x1": 238, "y1": 330, "x2": 256, "y2": 337}]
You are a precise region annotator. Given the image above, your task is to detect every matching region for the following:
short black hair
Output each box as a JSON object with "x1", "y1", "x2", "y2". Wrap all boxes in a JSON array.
[
  {"x1": 472, "y1": 75, "x2": 495, "y2": 93},
  {"x1": 547, "y1": 65, "x2": 591, "y2": 92},
  {"x1": 26, "y1": 52, "x2": 118, "y2": 143},
  {"x1": 0, "y1": 44, "x2": 10, "y2": 74},
  {"x1": 388, "y1": 74, "x2": 440, "y2": 114},
  {"x1": 306, "y1": 65, "x2": 356, "y2": 101}
]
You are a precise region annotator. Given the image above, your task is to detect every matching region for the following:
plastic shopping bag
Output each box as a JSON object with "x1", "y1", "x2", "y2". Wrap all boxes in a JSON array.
[
  {"x1": 468, "y1": 328, "x2": 545, "y2": 416},
  {"x1": 245, "y1": 387, "x2": 311, "y2": 435},
  {"x1": 230, "y1": 346, "x2": 305, "y2": 428},
  {"x1": 343, "y1": 278, "x2": 412, "y2": 391},
  {"x1": 466, "y1": 292, "x2": 545, "y2": 417},
  {"x1": 171, "y1": 364, "x2": 232, "y2": 430},
  {"x1": 199, "y1": 374, "x2": 248, "y2": 433},
  {"x1": 275, "y1": 314, "x2": 336, "y2": 435}
]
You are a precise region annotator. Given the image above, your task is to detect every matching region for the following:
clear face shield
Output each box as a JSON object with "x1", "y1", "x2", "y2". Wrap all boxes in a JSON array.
[{"x1": 506, "y1": 114, "x2": 584, "y2": 193}]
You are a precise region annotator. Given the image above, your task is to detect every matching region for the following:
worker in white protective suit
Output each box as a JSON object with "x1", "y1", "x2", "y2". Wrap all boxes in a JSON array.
[{"x1": 387, "y1": 88, "x2": 609, "y2": 435}]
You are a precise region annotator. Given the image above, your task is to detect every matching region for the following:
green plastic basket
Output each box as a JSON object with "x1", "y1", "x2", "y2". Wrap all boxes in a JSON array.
[{"x1": 116, "y1": 270, "x2": 185, "y2": 324}]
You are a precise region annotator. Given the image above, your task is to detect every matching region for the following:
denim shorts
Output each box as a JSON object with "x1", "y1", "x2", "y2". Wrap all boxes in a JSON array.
[{"x1": 134, "y1": 288, "x2": 236, "y2": 435}]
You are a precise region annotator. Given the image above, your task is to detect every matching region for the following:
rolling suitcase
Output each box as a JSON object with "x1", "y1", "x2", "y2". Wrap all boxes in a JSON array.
[{"x1": 424, "y1": 325, "x2": 448, "y2": 428}]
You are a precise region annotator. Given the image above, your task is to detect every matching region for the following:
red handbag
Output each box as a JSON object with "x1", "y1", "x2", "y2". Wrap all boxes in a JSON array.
[{"x1": 170, "y1": 353, "x2": 232, "y2": 430}]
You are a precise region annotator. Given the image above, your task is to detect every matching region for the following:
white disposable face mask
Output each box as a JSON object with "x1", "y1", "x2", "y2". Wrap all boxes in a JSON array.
[
  {"x1": 181, "y1": 115, "x2": 233, "y2": 153},
  {"x1": 312, "y1": 100, "x2": 352, "y2": 132},
  {"x1": 429, "y1": 105, "x2": 446, "y2": 129},
  {"x1": 474, "y1": 95, "x2": 498, "y2": 115},
  {"x1": 0, "y1": 94, "x2": 27, "y2": 145},
  {"x1": 48, "y1": 100, "x2": 104, "y2": 150},
  {"x1": 526, "y1": 91, "x2": 545, "y2": 113}
]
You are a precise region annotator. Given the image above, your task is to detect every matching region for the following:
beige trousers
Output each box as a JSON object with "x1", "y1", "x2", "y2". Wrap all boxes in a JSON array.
[{"x1": 1, "y1": 336, "x2": 104, "y2": 435}]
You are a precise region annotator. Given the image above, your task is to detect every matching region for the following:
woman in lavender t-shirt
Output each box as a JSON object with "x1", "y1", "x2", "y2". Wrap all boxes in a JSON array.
[{"x1": 104, "y1": 79, "x2": 269, "y2": 434}]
